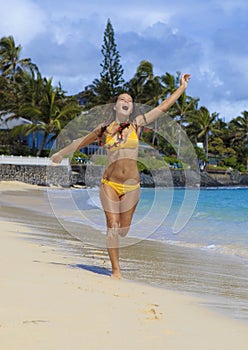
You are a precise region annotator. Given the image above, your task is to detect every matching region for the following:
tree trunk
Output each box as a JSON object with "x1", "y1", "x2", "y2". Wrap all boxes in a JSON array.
[
  {"x1": 36, "y1": 132, "x2": 48, "y2": 156},
  {"x1": 205, "y1": 132, "x2": 209, "y2": 159},
  {"x1": 177, "y1": 119, "x2": 182, "y2": 158}
]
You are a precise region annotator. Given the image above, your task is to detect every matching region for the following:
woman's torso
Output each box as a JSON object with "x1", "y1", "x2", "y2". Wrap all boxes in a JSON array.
[{"x1": 102, "y1": 122, "x2": 140, "y2": 183}]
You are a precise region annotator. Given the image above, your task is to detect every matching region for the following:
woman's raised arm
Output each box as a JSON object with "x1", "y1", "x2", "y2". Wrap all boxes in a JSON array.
[{"x1": 135, "y1": 73, "x2": 191, "y2": 126}]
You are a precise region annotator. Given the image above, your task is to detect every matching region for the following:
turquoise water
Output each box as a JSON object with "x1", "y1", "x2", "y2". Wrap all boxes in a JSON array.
[
  {"x1": 48, "y1": 187, "x2": 248, "y2": 262},
  {"x1": 45, "y1": 186, "x2": 248, "y2": 322},
  {"x1": 44, "y1": 186, "x2": 248, "y2": 322},
  {"x1": 149, "y1": 188, "x2": 248, "y2": 261}
]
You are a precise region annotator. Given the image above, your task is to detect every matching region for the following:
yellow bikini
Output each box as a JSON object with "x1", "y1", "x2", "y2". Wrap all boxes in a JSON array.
[
  {"x1": 104, "y1": 122, "x2": 139, "y2": 150},
  {"x1": 101, "y1": 178, "x2": 140, "y2": 196},
  {"x1": 101, "y1": 122, "x2": 140, "y2": 196}
]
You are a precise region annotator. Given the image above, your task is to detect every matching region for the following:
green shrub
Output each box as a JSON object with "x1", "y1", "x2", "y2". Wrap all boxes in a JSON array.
[
  {"x1": 138, "y1": 156, "x2": 167, "y2": 171},
  {"x1": 71, "y1": 151, "x2": 89, "y2": 164},
  {"x1": 92, "y1": 155, "x2": 108, "y2": 166},
  {"x1": 222, "y1": 156, "x2": 237, "y2": 168}
]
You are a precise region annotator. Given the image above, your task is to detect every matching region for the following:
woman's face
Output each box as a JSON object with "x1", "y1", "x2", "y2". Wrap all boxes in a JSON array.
[{"x1": 114, "y1": 93, "x2": 133, "y2": 119}]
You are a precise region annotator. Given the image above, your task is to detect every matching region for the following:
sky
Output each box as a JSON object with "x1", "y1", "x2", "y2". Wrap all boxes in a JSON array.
[{"x1": 0, "y1": 0, "x2": 248, "y2": 122}]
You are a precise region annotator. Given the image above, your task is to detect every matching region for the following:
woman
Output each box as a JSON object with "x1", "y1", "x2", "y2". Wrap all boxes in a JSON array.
[{"x1": 51, "y1": 73, "x2": 190, "y2": 278}]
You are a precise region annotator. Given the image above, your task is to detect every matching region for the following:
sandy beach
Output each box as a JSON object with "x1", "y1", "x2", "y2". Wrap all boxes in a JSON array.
[{"x1": 1, "y1": 181, "x2": 248, "y2": 350}]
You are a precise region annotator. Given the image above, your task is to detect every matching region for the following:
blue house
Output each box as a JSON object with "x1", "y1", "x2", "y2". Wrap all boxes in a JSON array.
[{"x1": 0, "y1": 113, "x2": 55, "y2": 150}]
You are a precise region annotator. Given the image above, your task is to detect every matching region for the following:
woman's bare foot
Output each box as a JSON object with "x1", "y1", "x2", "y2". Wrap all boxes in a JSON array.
[{"x1": 110, "y1": 268, "x2": 122, "y2": 279}]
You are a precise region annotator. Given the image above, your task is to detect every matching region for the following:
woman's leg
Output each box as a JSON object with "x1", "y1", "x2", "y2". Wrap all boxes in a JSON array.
[
  {"x1": 100, "y1": 184, "x2": 121, "y2": 278},
  {"x1": 100, "y1": 184, "x2": 140, "y2": 278},
  {"x1": 119, "y1": 187, "x2": 140, "y2": 237}
]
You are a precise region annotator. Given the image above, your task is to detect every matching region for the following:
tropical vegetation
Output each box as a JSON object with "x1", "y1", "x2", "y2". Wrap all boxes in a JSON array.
[{"x1": 0, "y1": 19, "x2": 247, "y2": 172}]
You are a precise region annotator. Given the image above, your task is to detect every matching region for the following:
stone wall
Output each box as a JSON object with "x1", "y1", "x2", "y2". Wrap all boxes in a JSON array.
[
  {"x1": 1, "y1": 163, "x2": 248, "y2": 187},
  {"x1": 240, "y1": 173, "x2": 248, "y2": 186},
  {"x1": 0, "y1": 164, "x2": 71, "y2": 187},
  {"x1": 71, "y1": 165, "x2": 247, "y2": 188}
]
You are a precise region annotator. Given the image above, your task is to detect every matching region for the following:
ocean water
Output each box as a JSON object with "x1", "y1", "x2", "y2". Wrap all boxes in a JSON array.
[
  {"x1": 44, "y1": 186, "x2": 248, "y2": 322},
  {"x1": 47, "y1": 187, "x2": 248, "y2": 263}
]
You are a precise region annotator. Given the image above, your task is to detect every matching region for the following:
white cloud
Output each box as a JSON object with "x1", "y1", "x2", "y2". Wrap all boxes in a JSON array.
[
  {"x1": 209, "y1": 99, "x2": 248, "y2": 122},
  {"x1": 47, "y1": 16, "x2": 104, "y2": 47},
  {"x1": 198, "y1": 64, "x2": 224, "y2": 88},
  {"x1": 1, "y1": 0, "x2": 248, "y2": 120},
  {"x1": 38, "y1": 0, "x2": 174, "y2": 34},
  {"x1": 0, "y1": 0, "x2": 46, "y2": 45}
]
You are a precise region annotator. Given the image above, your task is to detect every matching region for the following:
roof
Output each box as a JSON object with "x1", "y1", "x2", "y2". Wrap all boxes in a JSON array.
[{"x1": 0, "y1": 112, "x2": 32, "y2": 130}]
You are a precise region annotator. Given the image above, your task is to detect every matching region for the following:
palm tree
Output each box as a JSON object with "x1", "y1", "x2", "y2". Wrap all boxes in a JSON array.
[
  {"x1": 187, "y1": 106, "x2": 218, "y2": 159},
  {"x1": 125, "y1": 61, "x2": 162, "y2": 145},
  {"x1": 160, "y1": 72, "x2": 177, "y2": 96},
  {"x1": 153, "y1": 72, "x2": 199, "y2": 158},
  {"x1": 12, "y1": 78, "x2": 81, "y2": 156},
  {"x1": 229, "y1": 111, "x2": 248, "y2": 170},
  {"x1": 0, "y1": 36, "x2": 33, "y2": 81},
  {"x1": 17, "y1": 67, "x2": 45, "y2": 151},
  {"x1": 17, "y1": 65, "x2": 43, "y2": 105},
  {"x1": 0, "y1": 74, "x2": 10, "y2": 111},
  {"x1": 0, "y1": 35, "x2": 37, "y2": 111},
  {"x1": 171, "y1": 94, "x2": 199, "y2": 157},
  {"x1": 125, "y1": 60, "x2": 156, "y2": 103}
]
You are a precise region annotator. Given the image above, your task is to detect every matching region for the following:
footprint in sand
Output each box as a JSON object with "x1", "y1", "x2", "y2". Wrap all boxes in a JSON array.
[
  {"x1": 22, "y1": 320, "x2": 49, "y2": 325},
  {"x1": 141, "y1": 304, "x2": 162, "y2": 320}
]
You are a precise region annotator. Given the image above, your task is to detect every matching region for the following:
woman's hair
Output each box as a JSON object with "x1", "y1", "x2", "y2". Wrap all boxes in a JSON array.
[
  {"x1": 96, "y1": 92, "x2": 136, "y2": 140},
  {"x1": 110, "y1": 91, "x2": 135, "y2": 104},
  {"x1": 109, "y1": 92, "x2": 142, "y2": 121}
]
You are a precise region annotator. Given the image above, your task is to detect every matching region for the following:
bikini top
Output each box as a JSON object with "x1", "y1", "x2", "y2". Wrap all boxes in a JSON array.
[{"x1": 101, "y1": 121, "x2": 139, "y2": 151}]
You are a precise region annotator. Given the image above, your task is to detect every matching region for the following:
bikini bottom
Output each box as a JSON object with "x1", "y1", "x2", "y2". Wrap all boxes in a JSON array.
[{"x1": 101, "y1": 178, "x2": 140, "y2": 197}]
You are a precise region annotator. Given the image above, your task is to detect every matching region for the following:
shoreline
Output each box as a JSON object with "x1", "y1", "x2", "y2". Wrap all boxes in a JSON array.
[
  {"x1": 1, "y1": 181, "x2": 248, "y2": 348},
  {"x1": 1, "y1": 219, "x2": 248, "y2": 349},
  {"x1": 1, "y1": 181, "x2": 248, "y2": 323}
]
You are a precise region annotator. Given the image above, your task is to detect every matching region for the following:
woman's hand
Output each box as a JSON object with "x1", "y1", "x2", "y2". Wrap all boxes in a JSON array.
[
  {"x1": 50, "y1": 152, "x2": 63, "y2": 165},
  {"x1": 180, "y1": 73, "x2": 191, "y2": 88}
]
